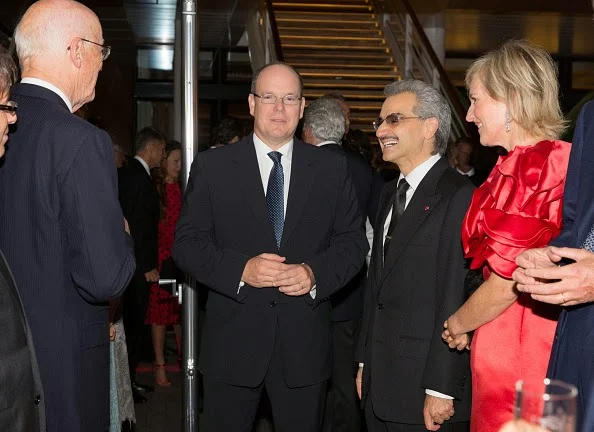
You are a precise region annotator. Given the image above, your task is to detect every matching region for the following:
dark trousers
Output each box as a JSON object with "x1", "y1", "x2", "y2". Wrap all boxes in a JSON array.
[
  {"x1": 123, "y1": 272, "x2": 150, "y2": 380},
  {"x1": 323, "y1": 320, "x2": 363, "y2": 432},
  {"x1": 201, "y1": 332, "x2": 327, "y2": 432},
  {"x1": 364, "y1": 397, "x2": 469, "y2": 432}
]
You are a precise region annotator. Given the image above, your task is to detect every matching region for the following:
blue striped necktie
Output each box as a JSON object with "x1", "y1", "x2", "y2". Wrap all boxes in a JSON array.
[
  {"x1": 266, "y1": 151, "x2": 284, "y2": 248},
  {"x1": 583, "y1": 223, "x2": 594, "y2": 252}
]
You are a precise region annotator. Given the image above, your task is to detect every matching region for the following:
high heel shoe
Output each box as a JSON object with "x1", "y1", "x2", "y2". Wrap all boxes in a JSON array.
[{"x1": 154, "y1": 363, "x2": 171, "y2": 387}]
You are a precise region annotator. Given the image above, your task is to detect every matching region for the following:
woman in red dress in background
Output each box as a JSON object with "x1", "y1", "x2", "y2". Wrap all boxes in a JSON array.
[
  {"x1": 442, "y1": 40, "x2": 571, "y2": 432},
  {"x1": 146, "y1": 140, "x2": 182, "y2": 386}
]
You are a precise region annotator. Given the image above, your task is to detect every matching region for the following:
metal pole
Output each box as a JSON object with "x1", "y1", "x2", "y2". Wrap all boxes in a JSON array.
[{"x1": 181, "y1": 1, "x2": 199, "y2": 431}]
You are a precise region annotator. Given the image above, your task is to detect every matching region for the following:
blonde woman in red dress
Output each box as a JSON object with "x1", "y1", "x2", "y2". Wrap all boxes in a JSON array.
[
  {"x1": 442, "y1": 40, "x2": 571, "y2": 432},
  {"x1": 145, "y1": 140, "x2": 182, "y2": 386}
]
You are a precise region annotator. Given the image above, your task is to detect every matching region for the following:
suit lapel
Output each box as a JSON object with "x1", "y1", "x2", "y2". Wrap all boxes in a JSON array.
[
  {"x1": 372, "y1": 180, "x2": 398, "y2": 287},
  {"x1": 380, "y1": 158, "x2": 449, "y2": 285},
  {"x1": 232, "y1": 138, "x2": 278, "y2": 246},
  {"x1": 281, "y1": 140, "x2": 315, "y2": 248}
]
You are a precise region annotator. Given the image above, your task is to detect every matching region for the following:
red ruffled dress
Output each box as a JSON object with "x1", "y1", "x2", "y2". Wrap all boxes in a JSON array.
[
  {"x1": 461, "y1": 140, "x2": 571, "y2": 432},
  {"x1": 146, "y1": 182, "x2": 182, "y2": 326}
]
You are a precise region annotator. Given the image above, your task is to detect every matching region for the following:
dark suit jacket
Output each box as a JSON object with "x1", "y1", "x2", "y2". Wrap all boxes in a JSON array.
[
  {"x1": 355, "y1": 158, "x2": 474, "y2": 424},
  {"x1": 0, "y1": 83, "x2": 136, "y2": 432},
  {"x1": 548, "y1": 101, "x2": 594, "y2": 432},
  {"x1": 0, "y1": 251, "x2": 44, "y2": 432},
  {"x1": 173, "y1": 135, "x2": 368, "y2": 388},
  {"x1": 321, "y1": 143, "x2": 372, "y2": 322},
  {"x1": 118, "y1": 158, "x2": 160, "y2": 277}
]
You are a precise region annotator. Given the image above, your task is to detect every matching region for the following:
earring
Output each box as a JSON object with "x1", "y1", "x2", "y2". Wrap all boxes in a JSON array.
[{"x1": 505, "y1": 109, "x2": 511, "y2": 133}]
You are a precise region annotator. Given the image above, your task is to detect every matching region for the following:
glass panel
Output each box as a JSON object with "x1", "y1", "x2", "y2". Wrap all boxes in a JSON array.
[{"x1": 137, "y1": 46, "x2": 174, "y2": 80}]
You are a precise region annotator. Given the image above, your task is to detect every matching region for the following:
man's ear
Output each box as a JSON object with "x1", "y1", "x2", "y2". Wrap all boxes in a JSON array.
[
  {"x1": 248, "y1": 93, "x2": 255, "y2": 117},
  {"x1": 68, "y1": 38, "x2": 83, "y2": 68},
  {"x1": 423, "y1": 117, "x2": 439, "y2": 141},
  {"x1": 299, "y1": 97, "x2": 305, "y2": 119}
]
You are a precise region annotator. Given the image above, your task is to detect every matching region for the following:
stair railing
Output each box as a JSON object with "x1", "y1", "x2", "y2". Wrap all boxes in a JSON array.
[
  {"x1": 371, "y1": 0, "x2": 473, "y2": 142},
  {"x1": 247, "y1": 0, "x2": 284, "y2": 73}
]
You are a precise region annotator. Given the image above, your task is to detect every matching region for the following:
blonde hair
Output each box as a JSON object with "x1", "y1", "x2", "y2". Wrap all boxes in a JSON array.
[{"x1": 465, "y1": 39, "x2": 566, "y2": 139}]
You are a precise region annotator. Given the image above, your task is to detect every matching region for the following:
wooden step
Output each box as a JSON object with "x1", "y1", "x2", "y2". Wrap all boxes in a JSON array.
[
  {"x1": 281, "y1": 34, "x2": 385, "y2": 44},
  {"x1": 276, "y1": 18, "x2": 378, "y2": 30},
  {"x1": 284, "y1": 50, "x2": 394, "y2": 63},
  {"x1": 291, "y1": 60, "x2": 396, "y2": 70},
  {"x1": 277, "y1": 27, "x2": 383, "y2": 38},
  {"x1": 303, "y1": 89, "x2": 387, "y2": 100},
  {"x1": 275, "y1": 11, "x2": 377, "y2": 23},
  {"x1": 282, "y1": 42, "x2": 389, "y2": 51},
  {"x1": 273, "y1": 2, "x2": 373, "y2": 12},
  {"x1": 302, "y1": 77, "x2": 394, "y2": 89},
  {"x1": 298, "y1": 68, "x2": 399, "y2": 80}
]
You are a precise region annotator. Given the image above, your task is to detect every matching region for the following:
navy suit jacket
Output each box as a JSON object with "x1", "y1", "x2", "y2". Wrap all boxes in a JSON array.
[
  {"x1": 548, "y1": 101, "x2": 594, "y2": 432},
  {"x1": 0, "y1": 83, "x2": 136, "y2": 432},
  {"x1": 173, "y1": 135, "x2": 368, "y2": 388}
]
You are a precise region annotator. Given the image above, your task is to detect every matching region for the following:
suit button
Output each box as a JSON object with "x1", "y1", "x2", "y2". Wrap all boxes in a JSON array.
[
  {"x1": 270, "y1": 301, "x2": 277, "y2": 307},
  {"x1": 377, "y1": 303, "x2": 384, "y2": 310},
  {"x1": 34, "y1": 395, "x2": 41, "y2": 405}
]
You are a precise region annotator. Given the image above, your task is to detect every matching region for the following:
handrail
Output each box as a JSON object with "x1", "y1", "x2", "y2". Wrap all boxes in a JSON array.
[
  {"x1": 263, "y1": 0, "x2": 284, "y2": 62},
  {"x1": 371, "y1": 0, "x2": 474, "y2": 141}
]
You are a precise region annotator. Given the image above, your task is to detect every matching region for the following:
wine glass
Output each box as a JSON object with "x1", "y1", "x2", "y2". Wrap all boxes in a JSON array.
[{"x1": 514, "y1": 378, "x2": 578, "y2": 432}]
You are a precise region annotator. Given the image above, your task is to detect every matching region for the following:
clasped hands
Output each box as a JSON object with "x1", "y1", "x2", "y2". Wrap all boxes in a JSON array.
[
  {"x1": 441, "y1": 316, "x2": 471, "y2": 351},
  {"x1": 241, "y1": 253, "x2": 315, "y2": 296}
]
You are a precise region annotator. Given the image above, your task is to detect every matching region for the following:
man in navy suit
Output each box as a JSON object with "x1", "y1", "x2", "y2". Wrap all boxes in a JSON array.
[
  {"x1": 513, "y1": 101, "x2": 594, "y2": 432},
  {"x1": 173, "y1": 62, "x2": 368, "y2": 432},
  {"x1": 0, "y1": 1, "x2": 136, "y2": 431}
]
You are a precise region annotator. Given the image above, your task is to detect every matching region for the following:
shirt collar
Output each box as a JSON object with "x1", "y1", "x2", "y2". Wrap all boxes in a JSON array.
[
  {"x1": 399, "y1": 153, "x2": 442, "y2": 192},
  {"x1": 253, "y1": 133, "x2": 293, "y2": 162},
  {"x1": 134, "y1": 155, "x2": 151, "y2": 177},
  {"x1": 20, "y1": 77, "x2": 74, "y2": 112},
  {"x1": 457, "y1": 166, "x2": 475, "y2": 177},
  {"x1": 317, "y1": 140, "x2": 339, "y2": 147}
]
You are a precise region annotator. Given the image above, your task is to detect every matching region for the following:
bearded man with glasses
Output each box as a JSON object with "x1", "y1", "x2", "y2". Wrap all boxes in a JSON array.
[
  {"x1": 0, "y1": 1, "x2": 136, "y2": 432},
  {"x1": 173, "y1": 61, "x2": 368, "y2": 432},
  {"x1": 355, "y1": 79, "x2": 474, "y2": 432}
]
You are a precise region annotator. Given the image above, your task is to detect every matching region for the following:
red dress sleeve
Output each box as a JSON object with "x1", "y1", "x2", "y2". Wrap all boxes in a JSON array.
[{"x1": 461, "y1": 140, "x2": 571, "y2": 278}]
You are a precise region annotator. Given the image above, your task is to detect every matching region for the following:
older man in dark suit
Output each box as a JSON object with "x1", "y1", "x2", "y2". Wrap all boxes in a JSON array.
[
  {"x1": 0, "y1": 1, "x2": 136, "y2": 431},
  {"x1": 302, "y1": 96, "x2": 372, "y2": 432},
  {"x1": 118, "y1": 126, "x2": 165, "y2": 400},
  {"x1": 0, "y1": 45, "x2": 44, "y2": 432},
  {"x1": 355, "y1": 80, "x2": 474, "y2": 431},
  {"x1": 173, "y1": 62, "x2": 368, "y2": 432}
]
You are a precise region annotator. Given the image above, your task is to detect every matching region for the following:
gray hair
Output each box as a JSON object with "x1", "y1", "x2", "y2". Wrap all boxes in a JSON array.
[
  {"x1": 0, "y1": 46, "x2": 17, "y2": 96},
  {"x1": 303, "y1": 98, "x2": 346, "y2": 143},
  {"x1": 383, "y1": 80, "x2": 451, "y2": 155}
]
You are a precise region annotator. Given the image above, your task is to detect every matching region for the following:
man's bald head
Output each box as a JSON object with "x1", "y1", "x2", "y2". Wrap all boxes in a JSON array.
[{"x1": 15, "y1": 0, "x2": 101, "y2": 67}]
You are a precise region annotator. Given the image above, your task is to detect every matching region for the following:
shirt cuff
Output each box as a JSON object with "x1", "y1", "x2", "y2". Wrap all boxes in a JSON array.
[
  {"x1": 425, "y1": 389, "x2": 454, "y2": 399},
  {"x1": 310, "y1": 284, "x2": 317, "y2": 299}
]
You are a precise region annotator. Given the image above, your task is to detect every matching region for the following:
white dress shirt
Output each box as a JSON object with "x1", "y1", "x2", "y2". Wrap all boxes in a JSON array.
[
  {"x1": 362, "y1": 154, "x2": 453, "y2": 400},
  {"x1": 20, "y1": 77, "x2": 74, "y2": 112},
  {"x1": 456, "y1": 166, "x2": 475, "y2": 177},
  {"x1": 134, "y1": 155, "x2": 151, "y2": 177}
]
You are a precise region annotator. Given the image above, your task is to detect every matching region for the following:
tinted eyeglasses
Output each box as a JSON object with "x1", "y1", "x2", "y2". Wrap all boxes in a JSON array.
[
  {"x1": 373, "y1": 113, "x2": 420, "y2": 131},
  {"x1": 252, "y1": 93, "x2": 302, "y2": 106},
  {"x1": 0, "y1": 101, "x2": 17, "y2": 114},
  {"x1": 68, "y1": 38, "x2": 111, "y2": 61}
]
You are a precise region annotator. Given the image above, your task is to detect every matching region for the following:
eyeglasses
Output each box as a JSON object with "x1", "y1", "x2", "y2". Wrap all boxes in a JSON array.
[
  {"x1": 0, "y1": 101, "x2": 17, "y2": 114},
  {"x1": 373, "y1": 113, "x2": 420, "y2": 131},
  {"x1": 252, "y1": 93, "x2": 302, "y2": 106},
  {"x1": 67, "y1": 38, "x2": 111, "y2": 61}
]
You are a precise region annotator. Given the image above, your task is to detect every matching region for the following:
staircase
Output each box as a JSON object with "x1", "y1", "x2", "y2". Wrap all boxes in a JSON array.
[{"x1": 270, "y1": 0, "x2": 401, "y2": 134}]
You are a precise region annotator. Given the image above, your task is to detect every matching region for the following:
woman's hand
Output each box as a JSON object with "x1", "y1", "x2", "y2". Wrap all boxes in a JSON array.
[
  {"x1": 109, "y1": 322, "x2": 116, "y2": 341},
  {"x1": 442, "y1": 319, "x2": 471, "y2": 350}
]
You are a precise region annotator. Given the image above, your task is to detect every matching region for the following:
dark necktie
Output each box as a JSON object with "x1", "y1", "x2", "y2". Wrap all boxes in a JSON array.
[
  {"x1": 266, "y1": 151, "x2": 284, "y2": 248},
  {"x1": 583, "y1": 224, "x2": 594, "y2": 252},
  {"x1": 384, "y1": 178, "x2": 410, "y2": 261}
]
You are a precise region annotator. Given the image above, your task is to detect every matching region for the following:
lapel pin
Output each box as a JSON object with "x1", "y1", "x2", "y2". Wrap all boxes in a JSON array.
[{"x1": 424, "y1": 206, "x2": 430, "y2": 211}]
